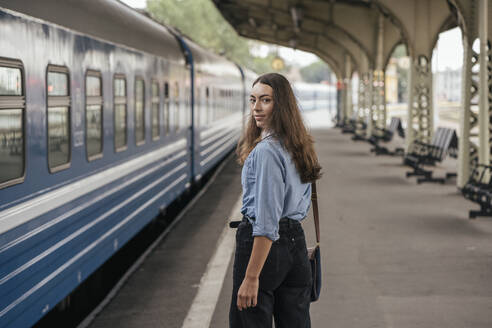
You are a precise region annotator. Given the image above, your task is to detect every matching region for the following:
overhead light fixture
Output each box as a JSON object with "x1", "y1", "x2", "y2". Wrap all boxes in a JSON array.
[
  {"x1": 290, "y1": 6, "x2": 303, "y2": 34},
  {"x1": 248, "y1": 17, "x2": 257, "y2": 28}
]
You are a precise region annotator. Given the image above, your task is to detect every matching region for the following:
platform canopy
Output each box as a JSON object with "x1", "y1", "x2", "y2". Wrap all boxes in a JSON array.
[
  {"x1": 213, "y1": 0, "x2": 458, "y2": 79},
  {"x1": 215, "y1": 0, "x2": 492, "y2": 190}
]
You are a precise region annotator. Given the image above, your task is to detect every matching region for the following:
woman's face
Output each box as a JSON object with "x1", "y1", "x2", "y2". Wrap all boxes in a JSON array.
[{"x1": 250, "y1": 82, "x2": 274, "y2": 130}]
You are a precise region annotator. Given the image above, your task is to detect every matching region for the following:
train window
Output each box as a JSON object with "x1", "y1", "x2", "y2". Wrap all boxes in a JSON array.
[
  {"x1": 205, "y1": 87, "x2": 209, "y2": 125},
  {"x1": 196, "y1": 86, "x2": 200, "y2": 126},
  {"x1": 47, "y1": 66, "x2": 71, "y2": 172},
  {"x1": 210, "y1": 87, "x2": 214, "y2": 123},
  {"x1": 0, "y1": 60, "x2": 25, "y2": 188},
  {"x1": 174, "y1": 81, "x2": 179, "y2": 132},
  {"x1": 151, "y1": 81, "x2": 160, "y2": 140},
  {"x1": 86, "y1": 71, "x2": 103, "y2": 161},
  {"x1": 135, "y1": 78, "x2": 145, "y2": 145},
  {"x1": 185, "y1": 85, "x2": 190, "y2": 129},
  {"x1": 0, "y1": 66, "x2": 22, "y2": 95},
  {"x1": 227, "y1": 89, "x2": 230, "y2": 114},
  {"x1": 48, "y1": 71, "x2": 68, "y2": 96},
  {"x1": 164, "y1": 82, "x2": 169, "y2": 135},
  {"x1": 114, "y1": 75, "x2": 127, "y2": 152}
]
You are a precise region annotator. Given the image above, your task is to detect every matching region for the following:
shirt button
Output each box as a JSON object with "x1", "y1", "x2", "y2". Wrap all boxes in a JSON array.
[{"x1": 291, "y1": 238, "x2": 295, "y2": 242}]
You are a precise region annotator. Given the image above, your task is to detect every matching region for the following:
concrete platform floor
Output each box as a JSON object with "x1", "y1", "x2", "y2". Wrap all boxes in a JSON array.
[{"x1": 86, "y1": 128, "x2": 492, "y2": 328}]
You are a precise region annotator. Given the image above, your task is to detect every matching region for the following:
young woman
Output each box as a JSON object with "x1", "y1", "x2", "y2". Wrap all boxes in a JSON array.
[{"x1": 230, "y1": 73, "x2": 322, "y2": 328}]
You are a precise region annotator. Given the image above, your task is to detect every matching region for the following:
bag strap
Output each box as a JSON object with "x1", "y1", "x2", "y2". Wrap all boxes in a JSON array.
[{"x1": 311, "y1": 182, "x2": 320, "y2": 244}]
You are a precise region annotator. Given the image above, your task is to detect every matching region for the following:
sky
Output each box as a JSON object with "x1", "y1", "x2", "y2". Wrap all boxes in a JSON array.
[
  {"x1": 433, "y1": 27, "x2": 463, "y2": 71},
  {"x1": 250, "y1": 43, "x2": 319, "y2": 67},
  {"x1": 121, "y1": 0, "x2": 463, "y2": 71},
  {"x1": 120, "y1": 0, "x2": 146, "y2": 9}
]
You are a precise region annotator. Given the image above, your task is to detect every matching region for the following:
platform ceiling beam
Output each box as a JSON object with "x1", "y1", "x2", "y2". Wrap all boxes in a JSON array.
[{"x1": 213, "y1": 0, "x2": 401, "y2": 79}]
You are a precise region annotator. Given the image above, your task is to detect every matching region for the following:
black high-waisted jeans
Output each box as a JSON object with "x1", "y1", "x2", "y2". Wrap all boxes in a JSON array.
[{"x1": 229, "y1": 217, "x2": 312, "y2": 328}]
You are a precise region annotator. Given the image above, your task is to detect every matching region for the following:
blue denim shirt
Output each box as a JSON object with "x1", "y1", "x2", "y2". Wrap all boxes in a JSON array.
[{"x1": 240, "y1": 135, "x2": 312, "y2": 241}]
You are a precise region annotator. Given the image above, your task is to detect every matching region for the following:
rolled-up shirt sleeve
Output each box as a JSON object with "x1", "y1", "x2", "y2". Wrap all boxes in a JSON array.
[{"x1": 252, "y1": 145, "x2": 286, "y2": 241}]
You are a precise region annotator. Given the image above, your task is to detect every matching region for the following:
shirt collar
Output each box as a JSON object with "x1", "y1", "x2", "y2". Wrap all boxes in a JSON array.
[{"x1": 261, "y1": 129, "x2": 273, "y2": 140}]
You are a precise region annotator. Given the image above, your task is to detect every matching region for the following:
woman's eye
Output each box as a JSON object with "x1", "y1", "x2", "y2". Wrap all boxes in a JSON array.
[
  {"x1": 249, "y1": 99, "x2": 255, "y2": 104},
  {"x1": 262, "y1": 98, "x2": 271, "y2": 103}
]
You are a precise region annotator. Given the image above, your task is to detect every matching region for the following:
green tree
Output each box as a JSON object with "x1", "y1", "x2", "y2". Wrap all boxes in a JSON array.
[
  {"x1": 299, "y1": 60, "x2": 332, "y2": 83},
  {"x1": 147, "y1": 0, "x2": 281, "y2": 74}
]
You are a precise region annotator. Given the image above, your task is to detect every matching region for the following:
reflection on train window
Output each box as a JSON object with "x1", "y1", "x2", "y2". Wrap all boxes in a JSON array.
[
  {"x1": 0, "y1": 110, "x2": 23, "y2": 183},
  {"x1": 135, "y1": 78, "x2": 145, "y2": 145},
  {"x1": 185, "y1": 86, "x2": 190, "y2": 129},
  {"x1": 0, "y1": 58, "x2": 25, "y2": 187},
  {"x1": 114, "y1": 76, "x2": 127, "y2": 151},
  {"x1": 48, "y1": 71, "x2": 68, "y2": 96},
  {"x1": 205, "y1": 87, "x2": 209, "y2": 125},
  {"x1": 86, "y1": 75, "x2": 101, "y2": 96},
  {"x1": 174, "y1": 81, "x2": 179, "y2": 132},
  {"x1": 196, "y1": 87, "x2": 201, "y2": 126},
  {"x1": 164, "y1": 82, "x2": 169, "y2": 135},
  {"x1": 47, "y1": 66, "x2": 71, "y2": 172},
  {"x1": 0, "y1": 66, "x2": 22, "y2": 95},
  {"x1": 151, "y1": 81, "x2": 159, "y2": 140},
  {"x1": 212, "y1": 88, "x2": 217, "y2": 122},
  {"x1": 86, "y1": 71, "x2": 103, "y2": 160}
]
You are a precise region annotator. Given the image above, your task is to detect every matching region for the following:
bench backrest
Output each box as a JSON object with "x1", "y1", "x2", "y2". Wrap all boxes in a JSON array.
[
  {"x1": 468, "y1": 164, "x2": 492, "y2": 186},
  {"x1": 430, "y1": 127, "x2": 458, "y2": 161},
  {"x1": 387, "y1": 117, "x2": 405, "y2": 138}
]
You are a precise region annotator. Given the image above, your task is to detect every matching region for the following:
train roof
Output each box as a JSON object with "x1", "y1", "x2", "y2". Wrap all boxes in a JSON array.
[
  {"x1": 0, "y1": 0, "x2": 184, "y2": 63},
  {"x1": 242, "y1": 68, "x2": 258, "y2": 85},
  {"x1": 179, "y1": 35, "x2": 241, "y2": 78}
]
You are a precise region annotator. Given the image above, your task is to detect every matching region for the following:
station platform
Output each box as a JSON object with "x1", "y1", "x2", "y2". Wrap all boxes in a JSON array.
[{"x1": 84, "y1": 128, "x2": 492, "y2": 328}]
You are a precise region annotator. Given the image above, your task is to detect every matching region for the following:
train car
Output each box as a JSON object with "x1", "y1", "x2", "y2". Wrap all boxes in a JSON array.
[
  {"x1": 0, "y1": 1, "x2": 247, "y2": 327},
  {"x1": 179, "y1": 37, "x2": 244, "y2": 181},
  {"x1": 237, "y1": 67, "x2": 258, "y2": 131},
  {"x1": 241, "y1": 67, "x2": 258, "y2": 109}
]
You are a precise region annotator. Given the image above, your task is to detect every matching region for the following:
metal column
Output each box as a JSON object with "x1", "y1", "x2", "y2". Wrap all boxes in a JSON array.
[
  {"x1": 364, "y1": 71, "x2": 374, "y2": 138},
  {"x1": 339, "y1": 78, "x2": 346, "y2": 124},
  {"x1": 372, "y1": 70, "x2": 385, "y2": 131},
  {"x1": 457, "y1": 0, "x2": 491, "y2": 187},
  {"x1": 458, "y1": 34, "x2": 476, "y2": 187},
  {"x1": 344, "y1": 53, "x2": 353, "y2": 123},
  {"x1": 372, "y1": 14, "x2": 386, "y2": 133},
  {"x1": 478, "y1": 0, "x2": 490, "y2": 167},
  {"x1": 357, "y1": 72, "x2": 370, "y2": 136},
  {"x1": 407, "y1": 55, "x2": 433, "y2": 147}
]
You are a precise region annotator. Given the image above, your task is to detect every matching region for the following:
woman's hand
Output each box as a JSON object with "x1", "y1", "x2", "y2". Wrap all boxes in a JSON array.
[
  {"x1": 237, "y1": 276, "x2": 259, "y2": 311},
  {"x1": 236, "y1": 236, "x2": 273, "y2": 311}
]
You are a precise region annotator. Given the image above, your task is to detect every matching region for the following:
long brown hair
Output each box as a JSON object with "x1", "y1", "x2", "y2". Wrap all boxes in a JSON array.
[{"x1": 236, "y1": 73, "x2": 322, "y2": 183}]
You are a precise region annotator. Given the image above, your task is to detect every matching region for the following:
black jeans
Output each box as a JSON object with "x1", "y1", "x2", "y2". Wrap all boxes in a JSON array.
[{"x1": 229, "y1": 218, "x2": 312, "y2": 328}]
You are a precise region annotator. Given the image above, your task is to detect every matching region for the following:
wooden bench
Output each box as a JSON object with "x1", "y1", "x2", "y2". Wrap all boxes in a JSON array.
[
  {"x1": 369, "y1": 117, "x2": 405, "y2": 156},
  {"x1": 404, "y1": 127, "x2": 458, "y2": 184},
  {"x1": 462, "y1": 164, "x2": 492, "y2": 218}
]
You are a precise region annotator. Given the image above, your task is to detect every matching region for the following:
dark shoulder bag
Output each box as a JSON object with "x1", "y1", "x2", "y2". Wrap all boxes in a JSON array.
[{"x1": 307, "y1": 182, "x2": 322, "y2": 302}]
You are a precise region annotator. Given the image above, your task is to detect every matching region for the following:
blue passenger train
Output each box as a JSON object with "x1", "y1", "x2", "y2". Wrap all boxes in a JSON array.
[{"x1": 0, "y1": 1, "x2": 255, "y2": 327}]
